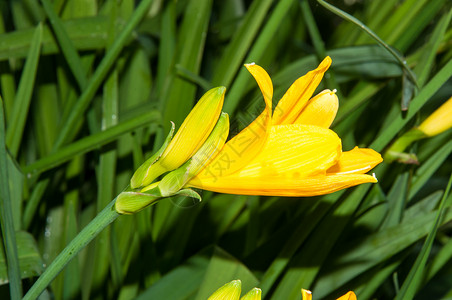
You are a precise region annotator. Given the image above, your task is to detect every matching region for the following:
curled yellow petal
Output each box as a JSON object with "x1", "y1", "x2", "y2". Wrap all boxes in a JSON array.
[
  {"x1": 327, "y1": 146, "x2": 383, "y2": 175},
  {"x1": 273, "y1": 57, "x2": 332, "y2": 125},
  {"x1": 196, "y1": 63, "x2": 273, "y2": 179},
  {"x1": 294, "y1": 89, "x2": 339, "y2": 128}
]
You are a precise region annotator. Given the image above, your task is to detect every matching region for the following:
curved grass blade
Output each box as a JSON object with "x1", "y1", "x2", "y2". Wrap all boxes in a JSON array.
[
  {"x1": 5, "y1": 23, "x2": 42, "y2": 158},
  {"x1": 41, "y1": 0, "x2": 88, "y2": 90},
  {"x1": 394, "y1": 173, "x2": 452, "y2": 300},
  {"x1": 0, "y1": 96, "x2": 22, "y2": 298},
  {"x1": 316, "y1": 0, "x2": 418, "y2": 89}
]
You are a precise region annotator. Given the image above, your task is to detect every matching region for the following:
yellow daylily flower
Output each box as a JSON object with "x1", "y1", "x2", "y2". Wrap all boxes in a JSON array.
[
  {"x1": 187, "y1": 57, "x2": 382, "y2": 196},
  {"x1": 130, "y1": 86, "x2": 226, "y2": 189},
  {"x1": 302, "y1": 289, "x2": 357, "y2": 300}
]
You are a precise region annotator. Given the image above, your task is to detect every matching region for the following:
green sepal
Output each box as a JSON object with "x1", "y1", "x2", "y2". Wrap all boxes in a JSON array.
[
  {"x1": 115, "y1": 185, "x2": 162, "y2": 214},
  {"x1": 130, "y1": 122, "x2": 175, "y2": 189},
  {"x1": 174, "y1": 188, "x2": 202, "y2": 202},
  {"x1": 384, "y1": 128, "x2": 426, "y2": 163}
]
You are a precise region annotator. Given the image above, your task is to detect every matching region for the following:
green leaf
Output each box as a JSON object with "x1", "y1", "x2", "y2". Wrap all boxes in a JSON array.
[{"x1": 0, "y1": 231, "x2": 44, "y2": 283}]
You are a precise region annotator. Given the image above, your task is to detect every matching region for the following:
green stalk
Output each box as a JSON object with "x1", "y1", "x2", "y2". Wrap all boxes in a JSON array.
[{"x1": 23, "y1": 199, "x2": 119, "y2": 300}]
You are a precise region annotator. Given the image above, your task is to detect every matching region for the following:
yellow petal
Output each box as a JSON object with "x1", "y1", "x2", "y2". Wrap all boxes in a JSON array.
[
  {"x1": 236, "y1": 124, "x2": 341, "y2": 178},
  {"x1": 418, "y1": 95, "x2": 452, "y2": 136},
  {"x1": 327, "y1": 146, "x2": 383, "y2": 175},
  {"x1": 301, "y1": 289, "x2": 313, "y2": 300},
  {"x1": 294, "y1": 89, "x2": 338, "y2": 128},
  {"x1": 273, "y1": 57, "x2": 332, "y2": 125},
  {"x1": 196, "y1": 63, "x2": 273, "y2": 178},
  {"x1": 336, "y1": 291, "x2": 357, "y2": 300},
  {"x1": 189, "y1": 172, "x2": 377, "y2": 197}
]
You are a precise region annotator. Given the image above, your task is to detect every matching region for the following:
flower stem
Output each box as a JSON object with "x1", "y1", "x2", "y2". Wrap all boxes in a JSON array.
[{"x1": 23, "y1": 199, "x2": 119, "y2": 300}]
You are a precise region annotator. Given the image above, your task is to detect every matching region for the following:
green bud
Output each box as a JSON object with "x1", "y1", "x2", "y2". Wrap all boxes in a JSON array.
[
  {"x1": 115, "y1": 182, "x2": 161, "y2": 214},
  {"x1": 240, "y1": 288, "x2": 262, "y2": 300},
  {"x1": 208, "y1": 280, "x2": 241, "y2": 300}
]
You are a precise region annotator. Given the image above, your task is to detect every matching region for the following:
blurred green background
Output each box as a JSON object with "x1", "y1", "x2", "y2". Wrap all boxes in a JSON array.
[{"x1": 0, "y1": 0, "x2": 451, "y2": 299}]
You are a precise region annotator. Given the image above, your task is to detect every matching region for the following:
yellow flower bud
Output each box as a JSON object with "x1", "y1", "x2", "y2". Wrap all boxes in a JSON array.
[
  {"x1": 130, "y1": 86, "x2": 226, "y2": 189},
  {"x1": 156, "y1": 112, "x2": 229, "y2": 197}
]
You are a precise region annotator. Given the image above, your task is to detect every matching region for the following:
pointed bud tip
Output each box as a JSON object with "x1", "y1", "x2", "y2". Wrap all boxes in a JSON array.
[{"x1": 215, "y1": 86, "x2": 226, "y2": 95}]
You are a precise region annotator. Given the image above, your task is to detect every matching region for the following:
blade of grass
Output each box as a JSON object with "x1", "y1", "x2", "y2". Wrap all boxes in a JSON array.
[
  {"x1": 61, "y1": 158, "x2": 82, "y2": 300},
  {"x1": 23, "y1": 199, "x2": 119, "y2": 300},
  {"x1": 0, "y1": 17, "x2": 110, "y2": 61},
  {"x1": 53, "y1": 0, "x2": 154, "y2": 149},
  {"x1": 91, "y1": 9, "x2": 120, "y2": 294},
  {"x1": 0, "y1": 231, "x2": 44, "y2": 283},
  {"x1": 316, "y1": 0, "x2": 418, "y2": 88},
  {"x1": 5, "y1": 23, "x2": 42, "y2": 158},
  {"x1": 259, "y1": 193, "x2": 342, "y2": 296},
  {"x1": 22, "y1": 109, "x2": 160, "y2": 178},
  {"x1": 41, "y1": 0, "x2": 88, "y2": 90},
  {"x1": 300, "y1": 0, "x2": 342, "y2": 99},
  {"x1": 22, "y1": 109, "x2": 159, "y2": 230},
  {"x1": 270, "y1": 186, "x2": 368, "y2": 299},
  {"x1": 413, "y1": 9, "x2": 452, "y2": 88},
  {"x1": 223, "y1": 0, "x2": 295, "y2": 114},
  {"x1": 314, "y1": 194, "x2": 452, "y2": 298},
  {"x1": 211, "y1": 0, "x2": 274, "y2": 87},
  {"x1": 395, "y1": 173, "x2": 452, "y2": 300},
  {"x1": 0, "y1": 96, "x2": 23, "y2": 298},
  {"x1": 371, "y1": 58, "x2": 452, "y2": 152},
  {"x1": 409, "y1": 139, "x2": 452, "y2": 200}
]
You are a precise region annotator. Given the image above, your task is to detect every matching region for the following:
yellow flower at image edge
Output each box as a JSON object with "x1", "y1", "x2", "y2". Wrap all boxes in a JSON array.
[{"x1": 187, "y1": 57, "x2": 382, "y2": 196}]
